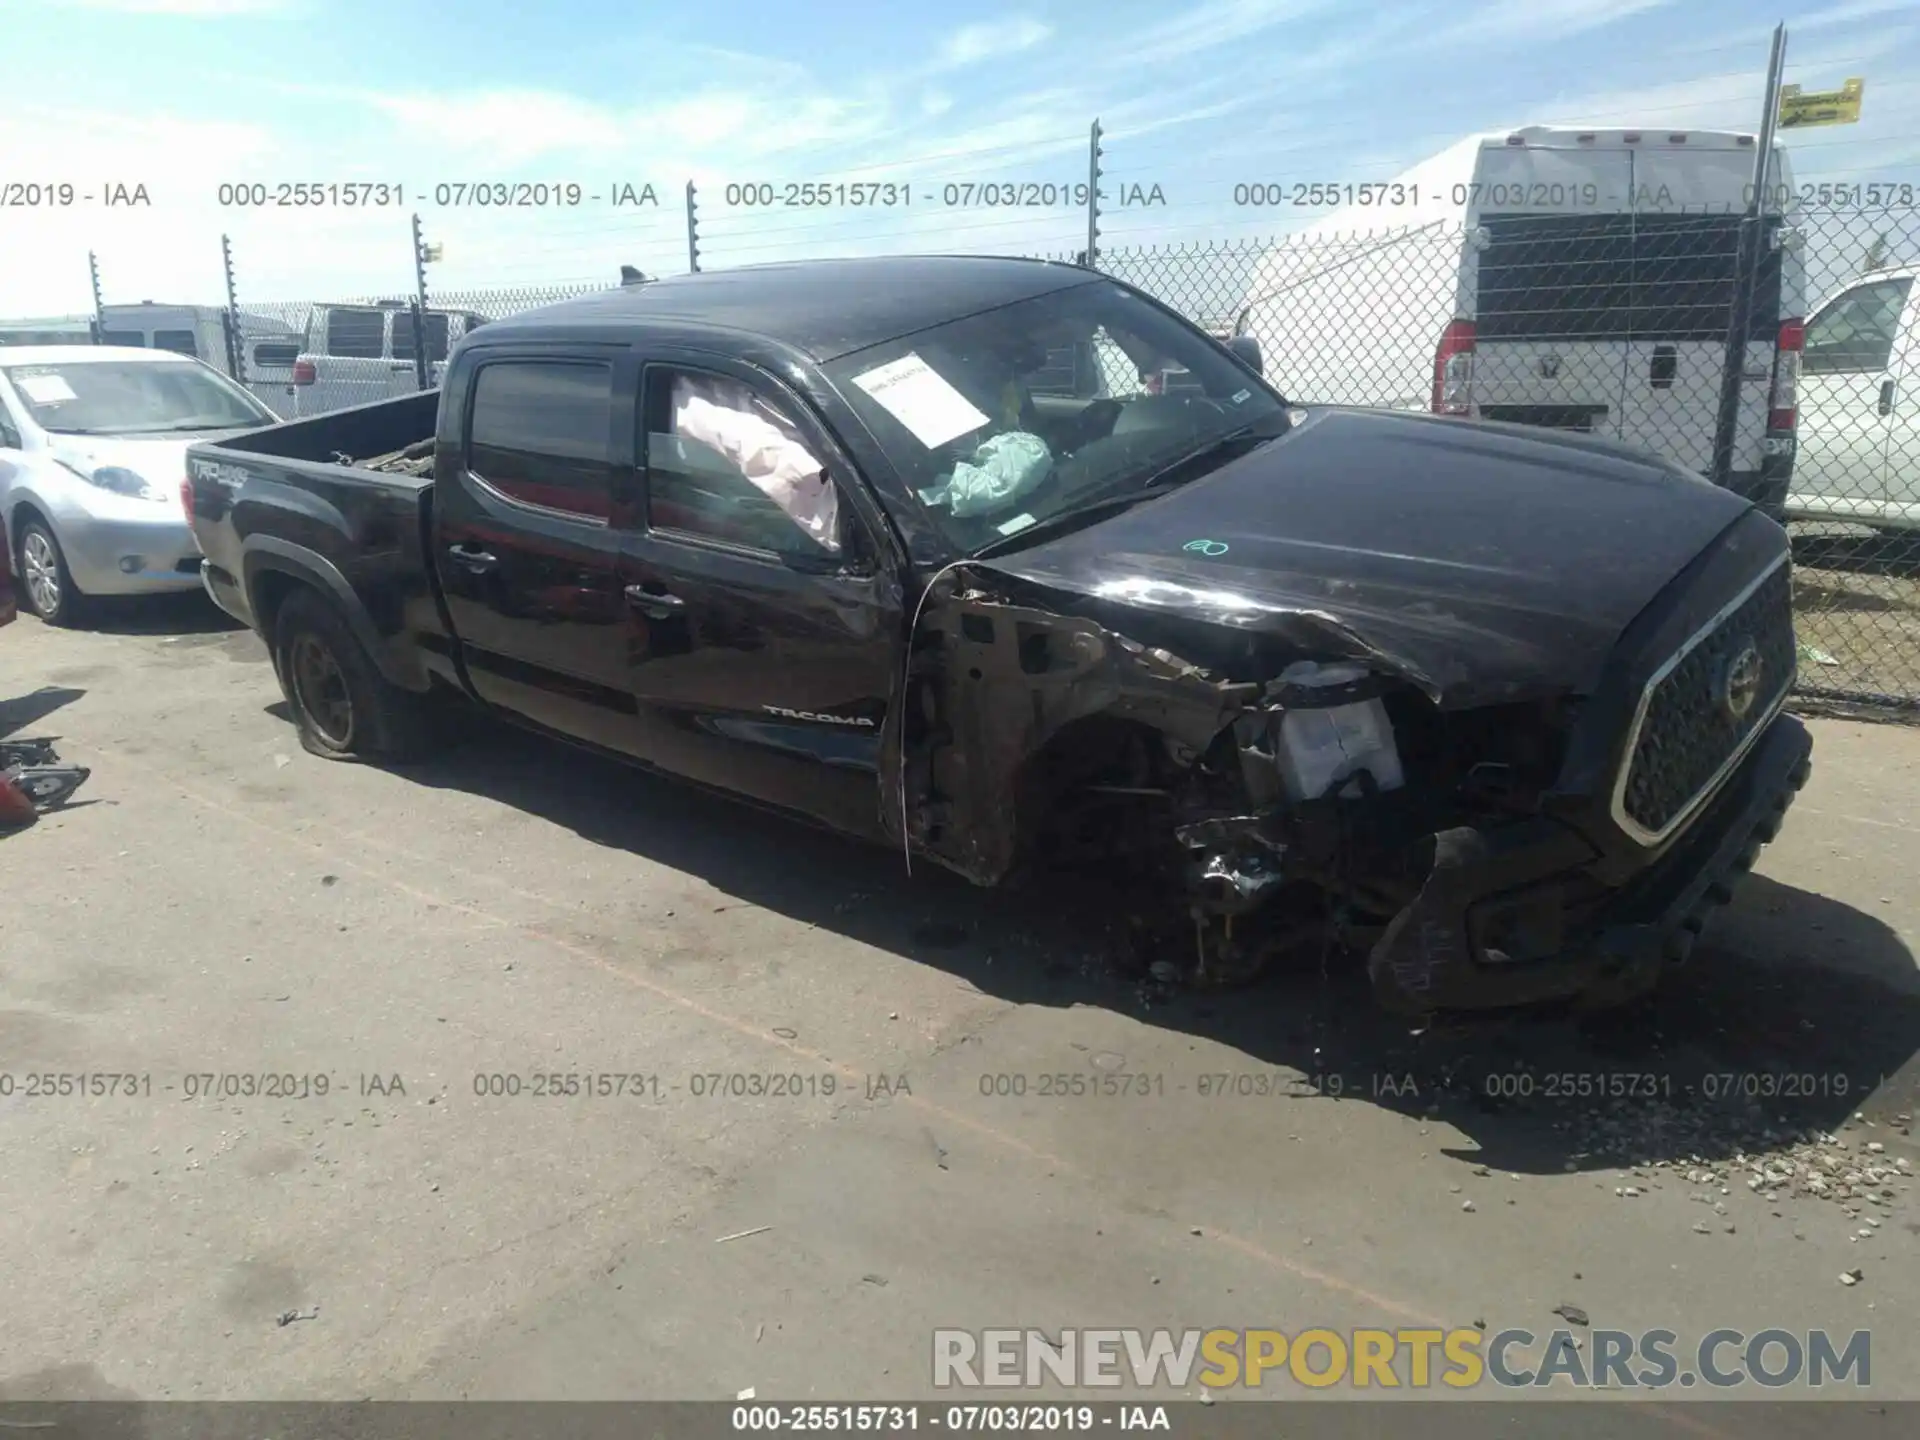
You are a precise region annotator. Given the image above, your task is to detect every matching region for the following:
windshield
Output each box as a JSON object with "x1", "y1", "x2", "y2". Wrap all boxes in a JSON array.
[
  {"x1": 1, "y1": 359, "x2": 277, "y2": 434},
  {"x1": 823, "y1": 279, "x2": 1285, "y2": 553}
]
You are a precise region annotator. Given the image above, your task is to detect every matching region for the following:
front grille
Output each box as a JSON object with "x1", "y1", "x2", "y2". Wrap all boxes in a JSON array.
[{"x1": 1617, "y1": 559, "x2": 1795, "y2": 841}]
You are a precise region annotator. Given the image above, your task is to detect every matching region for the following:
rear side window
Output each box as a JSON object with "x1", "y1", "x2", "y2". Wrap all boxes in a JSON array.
[
  {"x1": 153, "y1": 329, "x2": 199, "y2": 357},
  {"x1": 468, "y1": 360, "x2": 615, "y2": 520},
  {"x1": 1803, "y1": 278, "x2": 1912, "y2": 374},
  {"x1": 102, "y1": 331, "x2": 144, "y2": 346},
  {"x1": 252, "y1": 341, "x2": 301, "y2": 368},
  {"x1": 323, "y1": 308, "x2": 386, "y2": 359},
  {"x1": 391, "y1": 310, "x2": 452, "y2": 364}
]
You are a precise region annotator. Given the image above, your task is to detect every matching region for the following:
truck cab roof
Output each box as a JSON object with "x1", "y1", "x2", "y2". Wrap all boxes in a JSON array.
[{"x1": 473, "y1": 255, "x2": 1103, "y2": 362}]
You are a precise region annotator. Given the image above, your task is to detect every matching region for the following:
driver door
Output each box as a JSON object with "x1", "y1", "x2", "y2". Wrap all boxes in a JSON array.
[{"x1": 619, "y1": 352, "x2": 904, "y2": 842}]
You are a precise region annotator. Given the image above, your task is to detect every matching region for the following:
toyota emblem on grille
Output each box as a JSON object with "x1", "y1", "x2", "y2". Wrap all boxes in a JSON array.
[
  {"x1": 1537, "y1": 354, "x2": 1562, "y2": 379},
  {"x1": 1718, "y1": 639, "x2": 1764, "y2": 722}
]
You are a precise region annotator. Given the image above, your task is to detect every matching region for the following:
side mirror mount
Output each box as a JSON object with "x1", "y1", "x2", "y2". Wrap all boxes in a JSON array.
[{"x1": 1227, "y1": 334, "x2": 1263, "y2": 376}]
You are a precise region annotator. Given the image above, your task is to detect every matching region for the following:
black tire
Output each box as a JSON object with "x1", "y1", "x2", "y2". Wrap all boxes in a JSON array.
[
  {"x1": 16, "y1": 517, "x2": 85, "y2": 627},
  {"x1": 273, "y1": 588, "x2": 437, "y2": 763}
]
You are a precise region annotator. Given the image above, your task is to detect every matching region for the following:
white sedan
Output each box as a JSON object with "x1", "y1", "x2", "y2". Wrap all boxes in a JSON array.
[{"x1": 0, "y1": 345, "x2": 280, "y2": 624}]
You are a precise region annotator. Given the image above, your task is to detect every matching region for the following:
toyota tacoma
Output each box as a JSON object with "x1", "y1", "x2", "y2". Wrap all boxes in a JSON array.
[{"x1": 184, "y1": 256, "x2": 1812, "y2": 1014}]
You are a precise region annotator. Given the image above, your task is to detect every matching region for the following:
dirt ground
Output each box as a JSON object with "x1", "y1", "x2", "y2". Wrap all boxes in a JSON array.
[
  {"x1": 1790, "y1": 531, "x2": 1920, "y2": 706},
  {"x1": 2, "y1": 593, "x2": 1917, "y2": 1427}
]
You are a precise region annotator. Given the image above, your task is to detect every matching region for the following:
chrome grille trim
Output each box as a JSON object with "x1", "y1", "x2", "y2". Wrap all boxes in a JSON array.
[{"x1": 1608, "y1": 551, "x2": 1796, "y2": 848}]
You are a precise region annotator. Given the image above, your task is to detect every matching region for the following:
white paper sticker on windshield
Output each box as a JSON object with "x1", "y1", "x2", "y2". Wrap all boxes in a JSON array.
[
  {"x1": 849, "y1": 352, "x2": 988, "y2": 450},
  {"x1": 16, "y1": 374, "x2": 77, "y2": 404},
  {"x1": 996, "y1": 512, "x2": 1036, "y2": 536}
]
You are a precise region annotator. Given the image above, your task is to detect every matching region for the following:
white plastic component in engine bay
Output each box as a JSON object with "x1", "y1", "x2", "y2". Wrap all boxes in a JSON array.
[{"x1": 1272, "y1": 661, "x2": 1406, "y2": 802}]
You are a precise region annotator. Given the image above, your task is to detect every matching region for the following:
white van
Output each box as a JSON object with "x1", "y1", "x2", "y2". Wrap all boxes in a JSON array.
[
  {"x1": 0, "y1": 315, "x2": 95, "y2": 347},
  {"x1": 289, "y1": 301, "x2": 489, "y2": 416},
  {"x1": 97, "y1": 302, "x2": 307, "y2": 418},
  {"x1": 1232, "y1": 126, "x2": 1805, "y2": 514},
  {"x1": 1787, "y1": 264, "x2": 1919, "y2": 534}
]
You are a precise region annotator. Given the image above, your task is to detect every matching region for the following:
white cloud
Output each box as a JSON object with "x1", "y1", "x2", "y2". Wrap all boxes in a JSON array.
[
  {"x1": 1093, "y1": 0, "x2": 1335, "y2": 72},
  {"x1": 1794, "y1": 0, "x2": 1920, "y2": 31},
  {"x1": 938, "y1": 16, "x2": 1053, "y2": 68},
  {"x1": 1423, "y1": 0, "x2": 1673, "y2": 50}
]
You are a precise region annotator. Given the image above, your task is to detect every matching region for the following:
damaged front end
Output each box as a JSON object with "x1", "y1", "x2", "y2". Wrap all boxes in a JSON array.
[{"x1": 885, "y1": 562, "x2": 1808, "y2": 1017}]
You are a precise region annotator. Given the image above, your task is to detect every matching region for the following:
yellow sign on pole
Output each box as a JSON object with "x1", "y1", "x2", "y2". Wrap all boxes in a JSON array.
[{"x1": 1778, "y1": 77, "x2": 1865, "y2": 128}]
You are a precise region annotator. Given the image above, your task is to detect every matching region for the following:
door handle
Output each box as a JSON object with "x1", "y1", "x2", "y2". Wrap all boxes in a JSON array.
[
  {"x1": 1879, "y1": 380, "x2": 1897, "y2": 416},
  {"x1": 1649, "y1": 344, "x2": 1677, "y2": 389},
  {"x1": 624, "y1": 584, "x2": 685, "y2": 617},
  {"x1": 446, "y1": 543, "x2": 497, "y2": 572}
]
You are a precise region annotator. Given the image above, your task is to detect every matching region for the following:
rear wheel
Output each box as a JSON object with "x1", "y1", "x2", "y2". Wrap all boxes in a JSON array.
[
  {"x1": 273, "y1": 588, "x2": 437, "y2": 763},
  {"x1": 17, "y1": 519, "x2": 84, "y2": 626}
]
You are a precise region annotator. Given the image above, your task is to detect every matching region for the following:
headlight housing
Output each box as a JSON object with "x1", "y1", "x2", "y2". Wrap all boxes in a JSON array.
[{"x1": 55, "y1": 459, "x2": 166, "y2": 501}]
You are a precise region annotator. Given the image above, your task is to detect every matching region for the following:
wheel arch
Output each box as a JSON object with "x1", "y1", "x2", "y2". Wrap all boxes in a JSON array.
[{"x1": 241, "y1": 537, "x2": 428, "y2": 692}]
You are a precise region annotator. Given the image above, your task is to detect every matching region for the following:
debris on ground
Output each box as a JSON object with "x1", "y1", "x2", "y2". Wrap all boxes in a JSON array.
[
  {"x1": 1552, "y1": 1304, "x2": 1589, "y2": 1327},
  {"x1": 715, "y1": 1226, "x2": 772, "y2": 1244}
]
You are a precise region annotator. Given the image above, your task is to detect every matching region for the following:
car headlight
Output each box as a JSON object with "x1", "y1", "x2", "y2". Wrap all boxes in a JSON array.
[{"x1": 54, "y1": 459, "x2": 166, "y2": 501}]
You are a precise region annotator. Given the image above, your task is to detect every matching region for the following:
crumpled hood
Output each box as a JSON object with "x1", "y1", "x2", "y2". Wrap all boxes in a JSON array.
[{"x1": 977, "y1": 406, "x2": 1756, "y2": 708}]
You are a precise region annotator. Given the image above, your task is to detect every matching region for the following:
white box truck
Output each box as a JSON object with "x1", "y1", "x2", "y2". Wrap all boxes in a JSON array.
[{"x1": 1231, "y1": 126, "x2": 1805, "y2": 514}]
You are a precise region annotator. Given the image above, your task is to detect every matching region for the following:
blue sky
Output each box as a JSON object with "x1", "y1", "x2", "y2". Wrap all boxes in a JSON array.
[{"x1": 2, "y1": 0, "x2": 1917, "y2": 314}]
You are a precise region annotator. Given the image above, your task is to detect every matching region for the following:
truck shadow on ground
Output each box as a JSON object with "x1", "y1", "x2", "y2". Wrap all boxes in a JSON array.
[
  {"x1": 396, "y1": 718, "x2": 1920, "y2": 1179},
  {"x1": 76, "y1": 591, "x2": 246, "y2": 637}
]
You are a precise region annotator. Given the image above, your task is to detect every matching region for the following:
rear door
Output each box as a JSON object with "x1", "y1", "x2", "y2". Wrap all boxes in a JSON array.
[
  {"x1": 390, "y1": 308, "x2": 456, "y2": 390},
  {"x1": 431, "y1": 344, "x2": 651, "y2": 756},
  {"x1": 1792, "y1": 275, "x2": 1912, "y2": 524},
  {"x1": 1467, "y1": 144, "x2": 1637, "y2": 442},
  {"x1": 1618, "y1": 142, "x2": 1783, "y2": 475},
  {"x1": 307, "y1": 306, "x2": 410, "y2": 414},
  {"x1": 245, "y1": 333, "x2": 302, "y2": 418},
  {"x1": 619, "y1": 351, "x2": 901, "y2": 842}
]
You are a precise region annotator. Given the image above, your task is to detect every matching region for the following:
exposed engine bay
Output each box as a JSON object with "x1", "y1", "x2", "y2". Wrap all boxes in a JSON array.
[{"x1": 887, "y1": 563, "x2": 1786, "y2": 1019}]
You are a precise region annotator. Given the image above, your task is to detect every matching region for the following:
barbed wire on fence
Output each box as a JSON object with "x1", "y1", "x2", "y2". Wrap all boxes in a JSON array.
[{"x1": 34, "y1": 122, "x2": 1920, "y2": 714}]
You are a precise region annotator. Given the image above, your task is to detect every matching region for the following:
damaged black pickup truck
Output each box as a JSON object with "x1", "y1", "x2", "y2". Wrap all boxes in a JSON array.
[{"x1": 185, "y1": 255, "x2": 1812, "y2": 1015}]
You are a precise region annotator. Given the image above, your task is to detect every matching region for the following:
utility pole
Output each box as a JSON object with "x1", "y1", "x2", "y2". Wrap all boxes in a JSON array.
[
  {"x1": 88, "y1": 251, "x2": 105, "y2": 343},
  {"x1": 1085, "y1": 119, "x2": 1103, "y2": 270},
  {"x1": 686, "y1": 181, "x2": 702, "y2": 273},
  {"x1": 1709, "y1": 23, "x2": 1788, "y2": 489},
  {"x1": 221, "y1": 234, "x2": 245, "y2": 384},
  {"x1": 411, "y1": 213, "x2": 435, "y2": 390}
]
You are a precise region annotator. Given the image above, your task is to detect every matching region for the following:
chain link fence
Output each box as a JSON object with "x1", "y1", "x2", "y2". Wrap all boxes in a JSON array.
[
  {"x1": 76, "y1": 201, "x2": 1920, "y2": 713},
  {"x1": 1109, "y1": 206, "x2": 1920, "y2": 714}
]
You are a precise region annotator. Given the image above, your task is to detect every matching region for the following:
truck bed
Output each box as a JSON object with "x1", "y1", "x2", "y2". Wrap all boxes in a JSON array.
[
  {"x1": 185, "y1": 389, "x2": 454, "y2": 692},
  {"x1": 205, "y1": 389, "x2": 440, "y2": 470}
]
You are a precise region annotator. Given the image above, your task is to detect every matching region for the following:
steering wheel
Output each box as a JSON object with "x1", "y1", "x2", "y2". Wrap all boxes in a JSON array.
[{"x1": 1058, "y1": 398, "x2": 1124, "y2": 455}]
